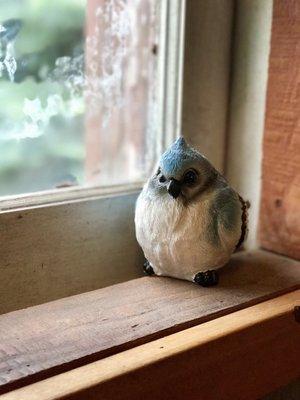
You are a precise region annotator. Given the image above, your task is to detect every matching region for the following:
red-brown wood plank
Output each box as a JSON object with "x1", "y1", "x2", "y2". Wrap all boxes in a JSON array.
[
  {"x1": 260, "y1": 0, "x2": 300, "y2": 259},
  {"x1": 4, "y1": 292, "x2": 298, "y2": 400},
  {"x1": 0, "y1": 250, "x2": 299, "y2": 394}
]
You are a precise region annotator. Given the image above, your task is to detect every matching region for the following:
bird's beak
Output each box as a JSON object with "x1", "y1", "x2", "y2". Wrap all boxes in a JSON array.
[{"x1": 167, "y1": 179, "x2": 181, "y2": 199}]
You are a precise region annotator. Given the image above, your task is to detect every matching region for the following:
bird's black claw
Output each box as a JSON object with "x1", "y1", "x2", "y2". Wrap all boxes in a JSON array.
[
  {"x1": 143, "y1": 260, "x2": 154, "y2": 276},
  {"x1": 194, "y1": 270, "x2": 219, "y2": 287}
]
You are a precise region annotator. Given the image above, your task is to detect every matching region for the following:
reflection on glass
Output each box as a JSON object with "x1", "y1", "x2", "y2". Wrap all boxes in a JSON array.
[{"x1": 0, "y1": 0, "x2": 158, "y2": 197}]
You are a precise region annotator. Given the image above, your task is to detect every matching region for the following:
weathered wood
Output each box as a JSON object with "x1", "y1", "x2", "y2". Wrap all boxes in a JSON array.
[
  {"x1": 2, "y1": 290, "x2": 300, "y2": 400},
  {"x1": 263, "y1": 379, "x2": 300, "y2": 400},
  {"x1": 0, "y1": 192, "x2": 143, "y2": 314},
  {"x1": 260, "y1": 0, "x2": 300, "y2": 259},
  {"x1": 0, "y1": 250, "x2": 299, "y2": 394}
]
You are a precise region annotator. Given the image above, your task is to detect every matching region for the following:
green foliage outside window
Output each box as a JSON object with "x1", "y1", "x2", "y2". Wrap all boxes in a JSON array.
[{"x1": 0, "y1": 0, "x2": 86, "y2": 196}]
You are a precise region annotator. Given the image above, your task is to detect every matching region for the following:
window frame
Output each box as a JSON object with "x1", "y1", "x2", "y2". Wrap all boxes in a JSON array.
[
  {"x1": 0, "y1": 0, "x2": 186, "y2": 213},
  {"x1": 0, "y1": 0, "x2": 187, "y2": 313}
]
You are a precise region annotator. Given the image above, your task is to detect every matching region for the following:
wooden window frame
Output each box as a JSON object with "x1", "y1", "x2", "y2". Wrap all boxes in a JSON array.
[
  {"x1": 0, "y1": 0, "x2": 186, "y2": 212},
  {"x1": 0, "y1": 0, "x2": 186, "y2": 313}
]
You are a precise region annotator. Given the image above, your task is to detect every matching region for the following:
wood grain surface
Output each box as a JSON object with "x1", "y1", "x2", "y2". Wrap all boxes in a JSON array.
[
  {"x1": 0, "y1": 250, "x2": 299, "y2": 394},
  {"x1": 0, "y1": 192, "x2": 143, "y2": 314},
  {"x1": 260, "y1": 0, "x2": 300, "y2": 259},
  {"x1": 2, "y1": 290, "x2": 299, "y2": 400}
]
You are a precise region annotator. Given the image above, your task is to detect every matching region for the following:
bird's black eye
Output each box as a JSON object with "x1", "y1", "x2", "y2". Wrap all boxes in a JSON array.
[
  {"x1": 159, "y1": 175, "x2": 166, "y2": 183},
  {"x1": 183, "y1": 169, "x2": 198, "y2": 186}
]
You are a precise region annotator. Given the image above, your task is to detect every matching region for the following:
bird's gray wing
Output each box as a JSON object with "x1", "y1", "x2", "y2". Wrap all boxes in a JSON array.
[{"x1": 207, "y1": 186, "x2": 243, "y2": 247}]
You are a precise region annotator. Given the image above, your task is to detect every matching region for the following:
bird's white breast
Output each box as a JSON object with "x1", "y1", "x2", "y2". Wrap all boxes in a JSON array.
[{"x1": 135, "y1": 183, "x2": 239, "y2": 282}]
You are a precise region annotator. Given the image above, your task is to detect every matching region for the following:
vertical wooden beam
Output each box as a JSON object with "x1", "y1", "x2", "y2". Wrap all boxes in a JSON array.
[{"x1": 260, "y1": 0, "x2": 300, "y2": 260}]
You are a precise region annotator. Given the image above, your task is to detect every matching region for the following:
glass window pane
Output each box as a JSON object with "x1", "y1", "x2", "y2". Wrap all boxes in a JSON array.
[{"x1": 0, "y1": 0, "x2": 159, "y2": 197}]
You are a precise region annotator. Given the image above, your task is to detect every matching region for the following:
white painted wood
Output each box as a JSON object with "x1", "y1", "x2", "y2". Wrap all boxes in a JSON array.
[
  {"x1": 0, "y1": 183, "x2": 143, "y2": 213},
  {"x1": 0, "y1": 192, "x2": 144, "y2": 314},
  {"x1": 225, "y1": 0, "x2": 273, "y2": 249},
  {"x1": 157, "y1": 0, "x2": 186, "y2": 154},
  {"x1": 182, "y1": 0, "x2": 234, "y2": 172}
]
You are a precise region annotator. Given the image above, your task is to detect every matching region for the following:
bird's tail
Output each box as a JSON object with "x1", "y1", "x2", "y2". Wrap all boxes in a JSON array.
[{"x1": 235, "y1": 195, "x2": 250, "y2": 250}]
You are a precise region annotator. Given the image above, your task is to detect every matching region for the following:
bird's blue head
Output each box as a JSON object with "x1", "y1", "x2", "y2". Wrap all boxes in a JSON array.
[
  {"x1": 150, "y1": 137, "x2": 218, "y2": 200},
  {"x1": 160, "y1": 137, "x2": 199, "y2": 178}
]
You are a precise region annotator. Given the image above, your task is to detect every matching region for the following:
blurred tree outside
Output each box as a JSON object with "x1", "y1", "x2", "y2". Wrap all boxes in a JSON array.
[{"x1": 0, "y1": 0, "x2": 86, "y2": 196}]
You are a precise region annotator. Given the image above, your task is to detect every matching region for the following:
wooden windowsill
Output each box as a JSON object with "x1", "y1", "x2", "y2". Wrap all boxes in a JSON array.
[
  {"x1": 0, "y1": 250, "x2": 299, "y2": 397},
  {"x1": 3, "y1": 290, "x2": 299, "y2": 400}
]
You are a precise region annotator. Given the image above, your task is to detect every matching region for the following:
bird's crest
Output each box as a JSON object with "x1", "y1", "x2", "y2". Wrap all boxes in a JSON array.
[
  {"x1": 160, "y1": 136, "x2": 201, "y2": 178},
  {"x1": 172, "y1": 137, "x2": 188, "y2": 150}
]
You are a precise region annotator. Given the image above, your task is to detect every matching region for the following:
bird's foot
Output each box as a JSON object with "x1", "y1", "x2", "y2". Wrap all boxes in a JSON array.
[
  {"x1": 143, "y1": 260, "x2": 155, "y2": 276},
  {"x1": 194, "y1": 270, "x2": 219, "y2": 287}
]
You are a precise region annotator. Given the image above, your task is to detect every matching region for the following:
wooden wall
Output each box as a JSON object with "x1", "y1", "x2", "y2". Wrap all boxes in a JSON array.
[{"x1": 260, "y1": 0, "x2": 300, "y2": 260}]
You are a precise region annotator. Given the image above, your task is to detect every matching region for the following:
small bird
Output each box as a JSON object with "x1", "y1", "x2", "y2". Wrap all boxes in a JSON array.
[{"x1": 135, "y1": 137, "x2": 249, "y2": 287}]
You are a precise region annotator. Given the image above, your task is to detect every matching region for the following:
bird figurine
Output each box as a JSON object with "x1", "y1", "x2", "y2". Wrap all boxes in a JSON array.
[{"x1": 135, "y1": 137, "x2": 249, "y2": 287}]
